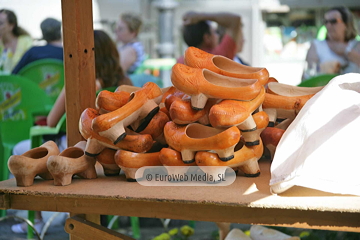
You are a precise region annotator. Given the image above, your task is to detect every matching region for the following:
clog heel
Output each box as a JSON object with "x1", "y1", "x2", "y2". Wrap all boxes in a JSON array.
[
  {"x1": 96, "y1": 148, "x2": 120, "y2": 176},
  {"x1": 171, "y1": 63, "x2": 261, "y2": 110},
  {"x1": 8, "y1": 141, "x2": 59, "y2": 187},
  {"x1": 209, "y1": 87, "x2": 265, "y2": 131},
  {"x1": 240, "y1": 110, "x2": 269, "y2": 146},
  {"x1": 159, "y1": 148, "x2": 197, "y2": 176},
  {"x1": 184, "y1": 46, "x2": 269, "y2": 85},
  {"x1": 260, "y1": 127, "x2": 285, "y2": 160},
  {"x1": 164, "y1": 121, "x2": 241, "y2": 163},
  {"x1": 47, "y1": 141, "x2": 97, "y2": 186},
  {"x1": 195, "y1": 139, "x2": 263, "y2": 177},
  {"x1": 114, "y1": 150, "x2": 162, "y2": 181},
  {"x1": 92, "y1": 82, "x2": 162, "y2": 144},
  {"x1": 79, "y1": 108, "x2": 153, "y2": 157}
]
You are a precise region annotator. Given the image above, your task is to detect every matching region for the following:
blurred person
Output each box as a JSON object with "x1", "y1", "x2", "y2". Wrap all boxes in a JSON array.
[
  {"x1": 303, "y1": 6, "x2": 360, "y2": 80},
  {"x1": 177, "y1": 11, "x2": 241, "y2": 64},
  {"x1": 0, "y1": 9, "x2": 32, "y2": 73},
  {"x1": 10, "y1": 29, "x2": 132, "y2": 234},
  {"x1": 12, "y1": 17, "x2": 63, "y2": 74},
  {"x1": 115, "y1": 12, "x2": 146, "y2": 75}
]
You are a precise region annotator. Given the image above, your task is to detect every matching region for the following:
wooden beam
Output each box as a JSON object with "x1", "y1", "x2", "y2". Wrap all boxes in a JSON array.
[{"x1": 61, "y1": 0, "x2": 96, "y2": 146}]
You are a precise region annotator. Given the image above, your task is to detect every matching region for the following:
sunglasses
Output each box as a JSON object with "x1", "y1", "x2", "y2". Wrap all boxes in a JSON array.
[{"x1": 324, "y1": 18, "x2": 341, "y2": 25}]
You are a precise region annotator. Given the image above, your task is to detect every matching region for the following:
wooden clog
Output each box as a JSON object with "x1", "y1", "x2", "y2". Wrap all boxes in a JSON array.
[
  {"x1": 267, "y1": 82, "x2": 323, "y2": 97},
  {"x1": 260, "y1": 127, "x2": 285, "y2": 160},
  {"x1": 164, "y1": 121, "x2": 241, "y2": 163},
  {"x1": 114, "y1": 149, "x2": 162, "y2": 181},
  {"x1": 184, "y1": 46, "x2": 269, "y2": 85},
  {"x1": 92, "y1": 82, "x2": 162, "y2": 144},
  {"x1": 171, "y1": 63, "x2": 262, "y2": 110},
  {"x1": 95, "y1": 90, "x2": 130, "y2": 114},
  {"x1": 79, "y1": 108, "x2": 153, "y2": 156},
  {"x1": 115, "y1": 85, "x2": 140, "y2": 93},
  {"x1": 96, "y1": 148, "x2": 120, "y2": 176},
  {"x1": 159, "y1": 147, "x2": 197, "y2": 176},
  {"x1": 47, "y1": 141, "x2": 97, "y2": 186},
  {"x1": 195, "y1": 139, "x2": 263, "y2": 177},
  {"x1": 8, "y1": 141, "x2": 59, "y2": 187},
  {"x1": 136, "y1": 110, "x2": 170, "y2": 145},
  {"x1": 241, "y1": 110, "x2": 269, "y2": 146},
  {"x1": 209, "y1": 87, "x2": 265, "y2": 130}
]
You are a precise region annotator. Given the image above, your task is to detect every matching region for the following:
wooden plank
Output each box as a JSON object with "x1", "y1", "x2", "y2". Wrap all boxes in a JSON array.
[
  {"x1": 69, "y1": 213, "x2": 101, "y2": 240},
  {"x1": 7, "y1": 194, "x2": 360, "y2": 233},
  {"x1": 61, "y1": 0, "x2": 96, "y2": 146},
  {"x1": 65, "y1": 215, "x2": 135, "y2": 240}
]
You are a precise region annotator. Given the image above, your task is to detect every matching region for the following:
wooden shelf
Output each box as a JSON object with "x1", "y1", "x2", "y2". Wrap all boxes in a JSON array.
[{"x1": 1, "y1": 160, "x2": 359, "y2": 233}]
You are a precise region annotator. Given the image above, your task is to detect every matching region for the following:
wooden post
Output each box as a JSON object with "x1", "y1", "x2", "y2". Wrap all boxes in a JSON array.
[{"x1": 61, "y1": 0, "x2": 96, "y2": 147}]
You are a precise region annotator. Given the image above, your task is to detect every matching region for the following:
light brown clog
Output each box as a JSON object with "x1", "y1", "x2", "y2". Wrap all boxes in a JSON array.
[
  {"x1": 136, "y1": 110, "x2": 170, "y2": 145},
  {"x1": 209, "y1": 87, "x2": 265, "y2": 130},
  {"x1": 95, "y1": 90, "x2": 130, "y2": 114},
  {"x1": 114, "y1": 149, "x2": 162, "y2": 181},
  {"x1": 159, "y1": 147, "x2": 197, "y2": 176},
  {"x1": 171, "y1": 63, "x2": 261, "y2": 110},
  {"x1": 47, "y1": 141, "x2": 97, "y2": 186},
  {"x1": 96, "y1": 148, "x2": 120, "y2": 176},
  {"x1": 267, "y1": 82, "x2": 323, "y2": 97},
  {"x1": 79, "y1": 108, "x2": 153, "y2": 156},
  {"x1": 8, "y1": 141, "x2": 59, "y2": 187},
  {"x1": 184, "y1": 47, "x2": 269, "y2": 85},
  {"x1": 92, "y1": 82, "x2": 162, "y2": 144},
  {"x1": 195, "y1": 139, "x2": 263, "y2": 177},
  {"x1": 164, "y1": 121, "x2": 241, "y2": 163}
]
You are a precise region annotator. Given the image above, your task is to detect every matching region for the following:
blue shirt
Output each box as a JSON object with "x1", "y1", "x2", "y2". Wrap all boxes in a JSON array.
[{"x1": 12, "y1": 44, "x2": 63, "y2": 74}]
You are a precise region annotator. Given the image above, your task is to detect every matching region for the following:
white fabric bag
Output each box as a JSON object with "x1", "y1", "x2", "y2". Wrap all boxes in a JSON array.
[{"x1": 270, "y1": 73, "x2": 360, "y2": 195}]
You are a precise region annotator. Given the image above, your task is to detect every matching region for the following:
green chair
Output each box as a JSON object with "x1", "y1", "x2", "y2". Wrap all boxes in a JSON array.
[
  {"x1": 298, "y1": 74, "x2": 337, "y2": 87},
  {"x1": 17, "y1": 58, "x2": 64, "y2": 103},
  {"x1": 0, "y1": 75, "x2": 53, "y2": 220}
]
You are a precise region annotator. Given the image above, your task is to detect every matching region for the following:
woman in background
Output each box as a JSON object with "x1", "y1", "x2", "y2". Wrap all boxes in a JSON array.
[
  {"x1": 303, "y1": 6, "x2": 360, "y2": 80},
  {"x1": 0, "y1": 9, "x2": 32, "y2": 72},
  {"x1": 115, "y1": 12, "x2": 146, "y2": 75}
]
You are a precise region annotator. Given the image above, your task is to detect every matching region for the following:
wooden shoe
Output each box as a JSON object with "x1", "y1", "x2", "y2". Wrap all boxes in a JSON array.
[
  {"x1": 159, "y1": 147, "x2": 197, "y2": 176},
  {"x1": 241, "y1": 110, "x2": 269, "y2": 146},
  {"x1": 115, "y1": 85, "x2": 140, "y2": 93},
  {"x1": 8, "y1": 141, "x2": 59, "y2": 187},
  {"x1": 79, "y1": 108, "x2": 153, "y2": 156},
  {"x1": 262, "y1": 92, "x2": 314, "y2": 127},
  {"x1": 209, "y1": 87, "x2": 265, "y2": 130},
  {"x1": 260, "y1": 127, "x2": 285, "y2": 160},
  {"x1": 47, "y1": 141, "x2": 97, "y2": 186},
  {"x1": 164, "y1": 88, "x2": 188, "y2": 111},
  {"x1": 195, "y1": 139, "x2": 263, "y2": 177},
  {"x1": 171, "y1": 63, "x2": 261, "y2": 110},
  {"x1": 136, "y1": 110, "x2": 169, "y2": 145},
  {"x1": 95, "y1": 90, "x2": 130, "y2": 114},
  {"x1": 164, "y1": 121, "x2": 241, "y2": 163},
  {"x1": 96, "y1": 148, "x2": 120, "y2": 176},
  {"x1": 267, "y1": 82, "x2": 323, "y2": 96},
  {"x1": 92, "y1": 82, "x2": 162, "y2": 144},
  {"x1": 184, "y1": 47, "x2": 269, "y2": 85},
  {"x1": 114, "y1": 149, "x2": 162, "y2": 181}
]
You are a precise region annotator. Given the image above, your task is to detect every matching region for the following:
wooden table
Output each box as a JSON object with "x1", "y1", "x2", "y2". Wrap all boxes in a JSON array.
[{"x1": 1, "y1": 159, "x2": 359, "y2": 239}]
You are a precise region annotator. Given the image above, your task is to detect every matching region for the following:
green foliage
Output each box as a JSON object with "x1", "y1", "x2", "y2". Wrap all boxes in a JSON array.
[{"x1": 152, "y1": 225, "x2": 195, "y2": 240}]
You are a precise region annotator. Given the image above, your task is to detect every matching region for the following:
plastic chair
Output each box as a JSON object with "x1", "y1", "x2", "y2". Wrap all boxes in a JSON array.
[
  {"x1": 17, "y1": 58, "x2": 64, "y2": 103},
  {"x1": 298, "y1": 74, "x2": 337, "y2": 87},
  {"x1": 0, "y1": 75, "x2": 53, "y2": 220}
]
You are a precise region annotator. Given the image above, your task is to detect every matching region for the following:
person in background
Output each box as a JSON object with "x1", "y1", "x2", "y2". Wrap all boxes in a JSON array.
[
  {"x1": 115, "y1": 12, "x2": 146, "y2": 75},
  {"x1": 177, "y1": 11, "x2": 241, "y2": 64},
  {"x1": 0, "y1": 9, "x2": 32, "y2": 73},
  {"x1": 10, "y1": 29, "x2": 132, "y2": 234},
  {"x1": 12, "y1": 18, "x2": 63, "y2": 74},
  {"x1": 303, "y1": 6, "x2": 360, "y2": 80}
]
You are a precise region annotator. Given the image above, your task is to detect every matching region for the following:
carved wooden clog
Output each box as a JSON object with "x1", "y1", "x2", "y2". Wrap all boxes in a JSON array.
[
  {"x1": 47, "y1": 141, "x2": 97, "y2": 186},
  {"x1": 184, "y1": 46, "x2": 269, "y2": 85},
  {"x1": 92, "y1": 82, "x2": 162, "y2": 144},
  {"x1": 209, "y1": 87, "x2": 265, "y2": 131},
  {"x1": 8, "y1": 141, "x2": 59, "y2": 187},
  {"x1": 164, "y1": 121, "x2": 241, "y2": 163},
  {"x1": 241, "y1": 110, "x2": 269, "y2": 146},
  {"x1": 267, "y1": 82, "x2": 324, "y2": 96},
  {"x1": 79, "y1": 108, "x2": 153, "y2": 156},
  {"x1": 96, "y1": 148, "x2": 120, "y2": 176},
  {"x1": 95, "y1": 90, "x2": 130, "y2": 114},
  {"x1": 159, "y1": 147, "x2": 197, "y2": 176},
  {"x1": 171, "y1": 63, "x2": 261, "y2": 110},
  {"x1": 260, "y1": 127, "x2": 285, "y2": 160},
  {"x1": 136, "y1": 110, "x2": 170, "y2": 145},
  {"x1": 114, "y1": 149, "x2": 162, "y2": 181},
  {"x1": 195, "y1": 139, "x2": 263, "y2": 177}
]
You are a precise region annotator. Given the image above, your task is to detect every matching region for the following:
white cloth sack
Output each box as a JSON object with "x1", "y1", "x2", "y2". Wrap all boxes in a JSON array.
[{"x1": 270, "y1": 73, "x2": 360, "y2": 195}]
